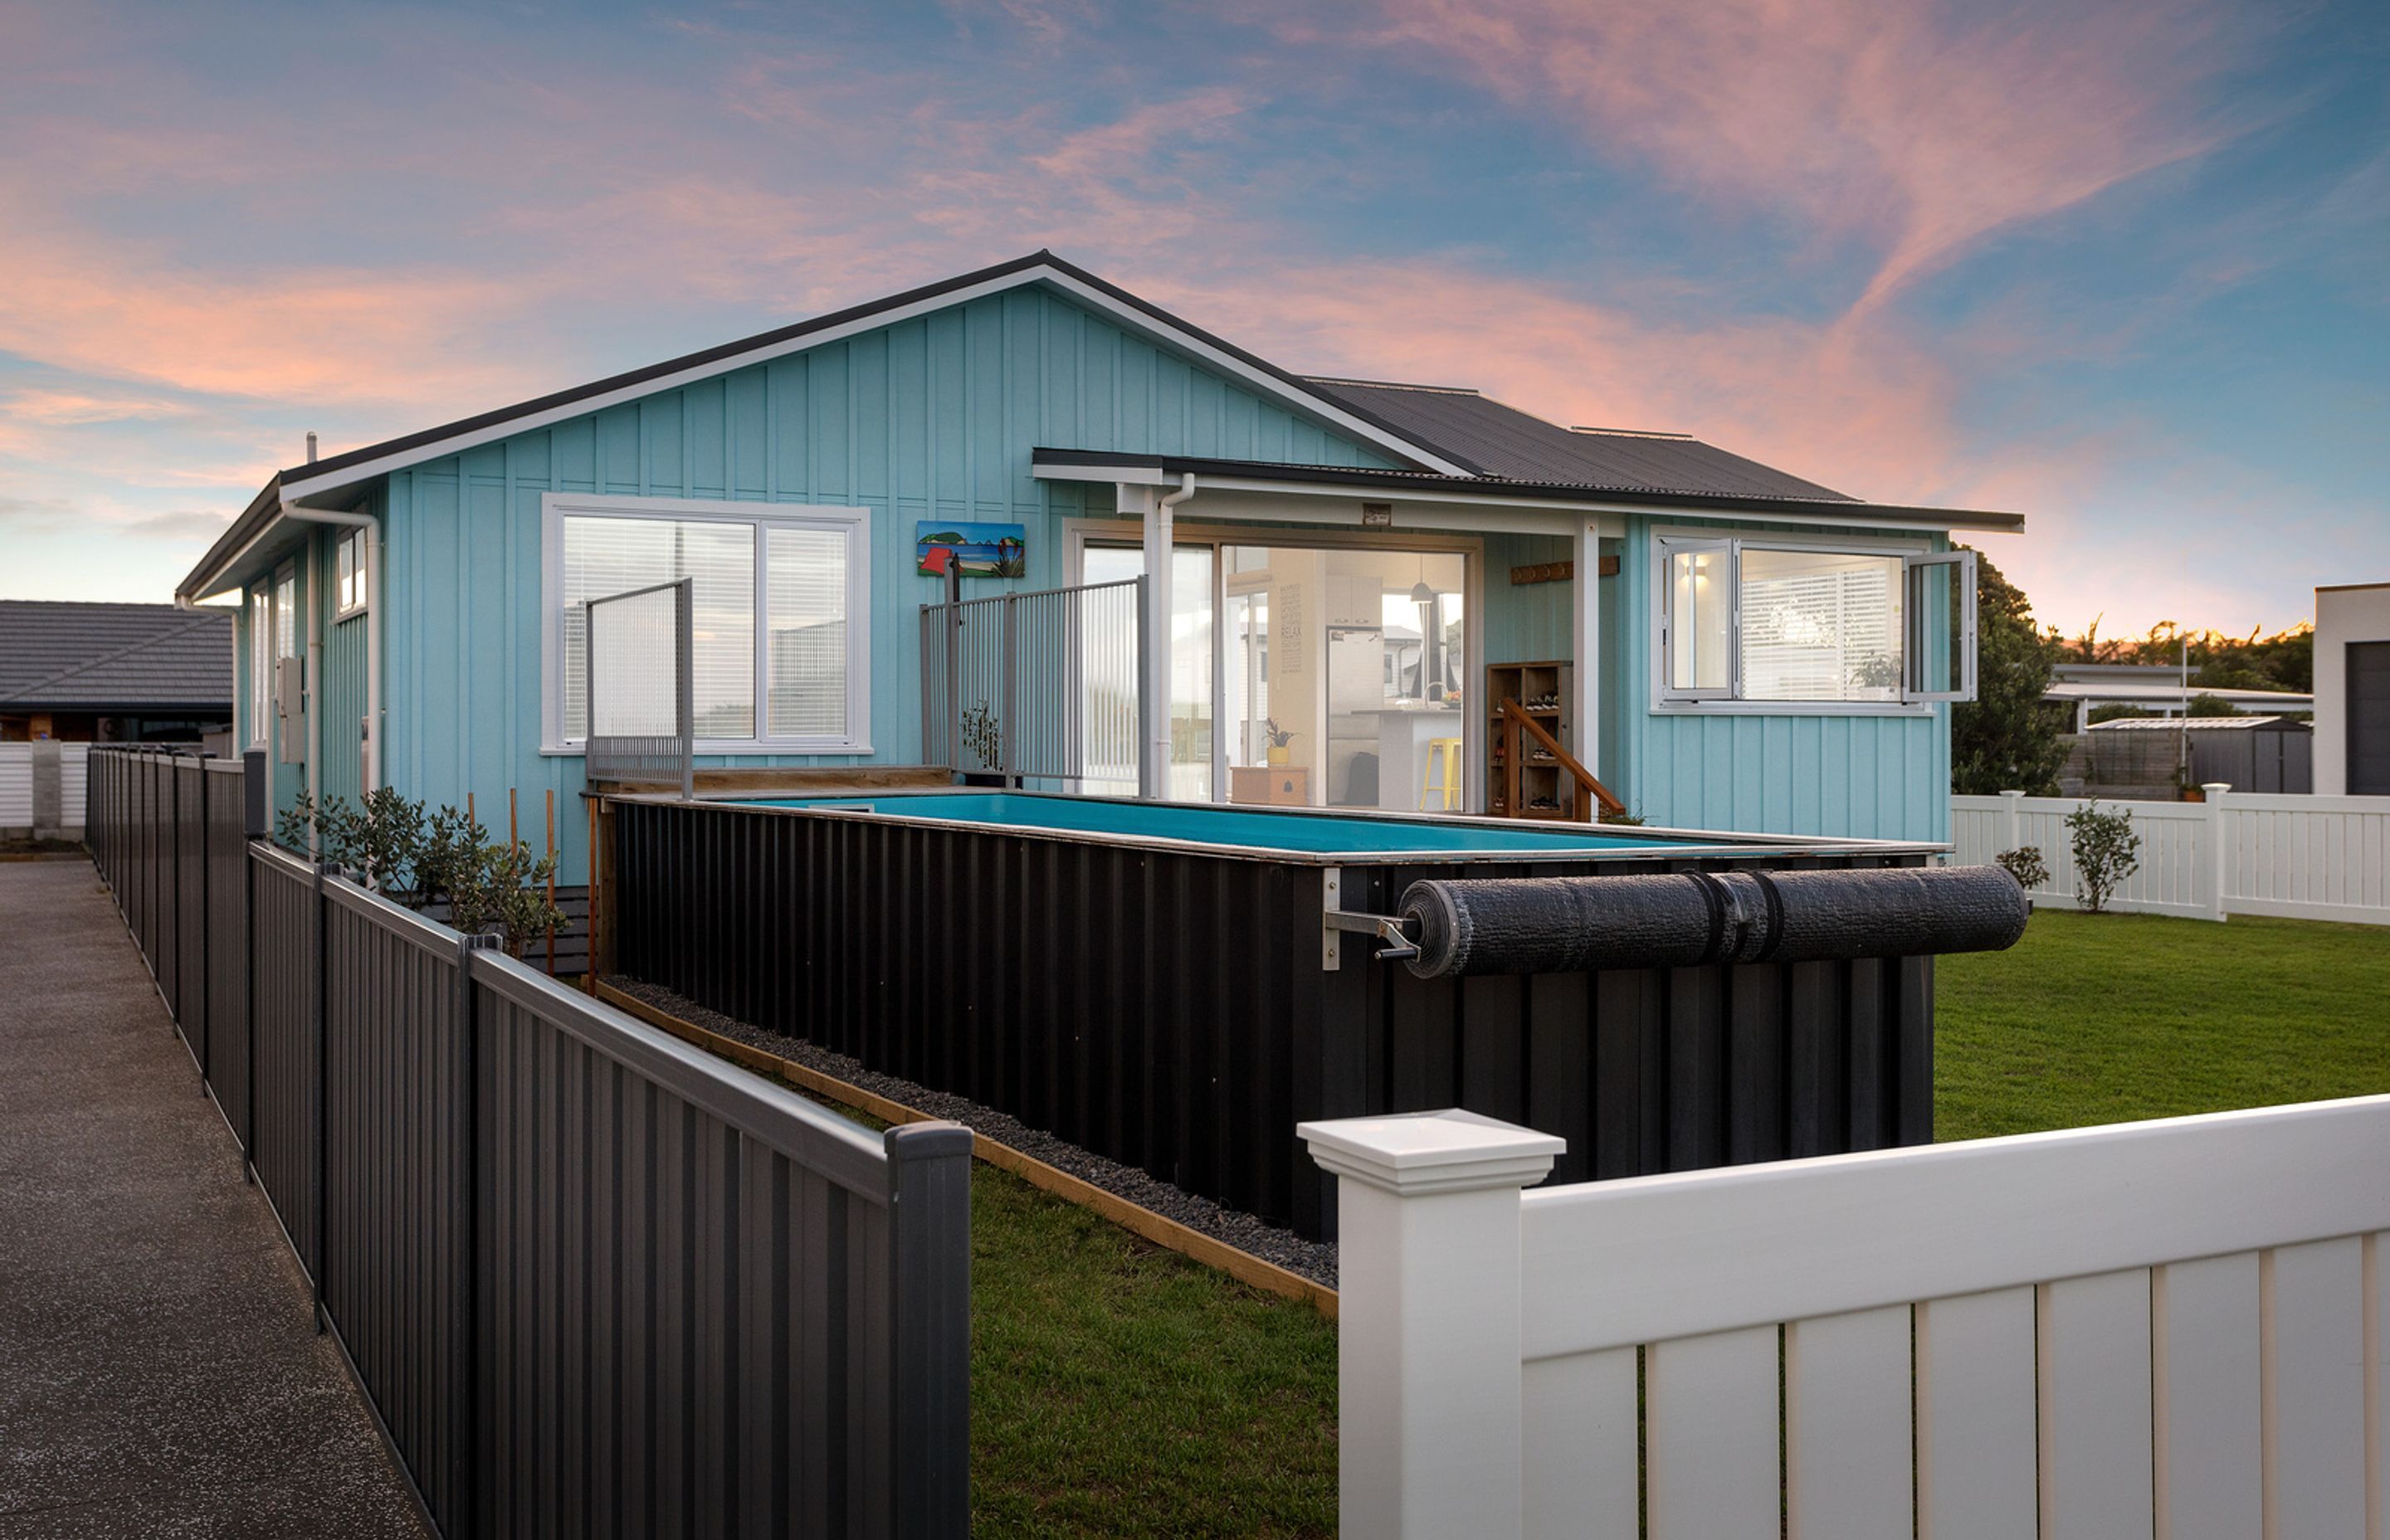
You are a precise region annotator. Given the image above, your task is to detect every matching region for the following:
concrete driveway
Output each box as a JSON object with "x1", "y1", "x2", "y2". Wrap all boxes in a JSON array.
[{"x1": 0, "y1": 858, "x2": 429, "y2": 1539}]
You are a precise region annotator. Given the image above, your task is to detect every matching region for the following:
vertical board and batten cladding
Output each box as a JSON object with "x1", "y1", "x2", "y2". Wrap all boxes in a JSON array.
[
  {"x1": 1612, "y1": 514, "x2": 1953, "y2": 842},
  {"x1": 380, "y1": 287, "x2": 1398, "y2": 882},
  {"x1": 1478, "y1": 533, "x2": 1627, "y2": 790}
]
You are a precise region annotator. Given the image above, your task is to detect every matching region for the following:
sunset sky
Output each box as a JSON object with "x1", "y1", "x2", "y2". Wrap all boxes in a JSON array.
[{"x1": 2, "y1": 0, "x2": 2383, "y2": 636}]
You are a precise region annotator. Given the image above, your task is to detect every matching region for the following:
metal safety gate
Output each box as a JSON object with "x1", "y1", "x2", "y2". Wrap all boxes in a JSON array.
[{"x1": 919, "y1": 572, "x2": 1148, "y2": 793}]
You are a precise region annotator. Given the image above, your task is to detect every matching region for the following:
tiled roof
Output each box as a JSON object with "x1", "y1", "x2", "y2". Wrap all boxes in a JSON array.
[
  {"x1": 0, "y1": 601, "x2": 235, "y2": 709},
  {"x1": 1302, "y1": 378, "x2": 1854, "y2": 501}
]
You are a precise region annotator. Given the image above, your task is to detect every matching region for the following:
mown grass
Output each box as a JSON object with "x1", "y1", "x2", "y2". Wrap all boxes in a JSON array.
[
  {"x1": 967, "y1": 1165, "x2": 1338, "y2": 1538},
  {"x1": 1935, "y1": 909, "x2": 2390, "y2": 1140}
]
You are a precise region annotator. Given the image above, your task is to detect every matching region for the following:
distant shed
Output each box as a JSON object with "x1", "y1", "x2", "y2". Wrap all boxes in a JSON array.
[{"x1": 2082, "y1": 714, "x2": 2313, "y2": 795}]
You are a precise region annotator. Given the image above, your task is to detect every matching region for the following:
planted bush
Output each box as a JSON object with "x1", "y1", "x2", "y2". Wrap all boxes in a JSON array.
[
  {"x1": 1994, "y1": 846, "x2": 2050, "y2": 890},
  {"x1": 2065, "y1": 802, "x2": 2142, "y2": 914},
  {"x1": 275, "y1": 789, "x2": 566, "y2": 957}
]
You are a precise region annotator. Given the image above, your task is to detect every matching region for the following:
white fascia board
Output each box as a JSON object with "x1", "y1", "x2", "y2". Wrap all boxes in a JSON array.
[
  {"x1": 1040, "y1": 461, "x2": 1170, "y2": 486},
  {"x1": 1568, "y1": 497, "x2": 2024, "y2": 534},
  {"x1": 279, "y1": 263, "x2": 1468, "y2": 504}
]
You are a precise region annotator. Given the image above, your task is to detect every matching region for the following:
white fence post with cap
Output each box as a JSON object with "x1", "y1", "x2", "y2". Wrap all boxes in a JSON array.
[
  {"x1": 1299, "y1": 1109, "x2": 1563, "y2": 1540},
  {"x1": 2202, "y1": 782, "x2": 2231, "y2": 922},
  {"x1": 1999, "y1": 787, "x2": 2023, "y2": 860}
]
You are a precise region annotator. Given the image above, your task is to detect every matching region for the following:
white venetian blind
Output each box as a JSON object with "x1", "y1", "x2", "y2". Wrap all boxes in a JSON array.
[
  {"x1": 563, "y1": 515, "x2": 755, "y2": 739},
  {"x1": 1739, "y1": 549, "x2": 1903, "y2": 701},
  {"x1": 765, "y1": 524, "x2": 848, "y2": 738}
]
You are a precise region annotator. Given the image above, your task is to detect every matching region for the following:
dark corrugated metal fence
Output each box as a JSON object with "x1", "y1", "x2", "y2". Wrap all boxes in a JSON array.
[
  {"x1": 614, "y1": 797, "x2": 1935, "y2": 1240},
  {"x1": 85, "y1": 748, "x2": 971, "y2": 1539}
]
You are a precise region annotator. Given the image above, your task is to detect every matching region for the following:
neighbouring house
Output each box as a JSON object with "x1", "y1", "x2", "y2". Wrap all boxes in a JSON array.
[
  {"x1": 171, "y1": 251, "x2": 2016, "y2": 882},
  {"x1": 0, "y1": 600, "x2": 234, "y2": 747},
  {"x1": 2042, "y1": 660, "x2": 2314, "y2": 731},
  {"x1": 2314, "y1": 582, "x2": 2390, "y2": 795}
]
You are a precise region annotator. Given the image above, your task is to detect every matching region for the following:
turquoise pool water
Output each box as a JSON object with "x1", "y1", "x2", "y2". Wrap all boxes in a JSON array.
[{"x1": 754, "y1": 792, "x2": 1712, "y2": 856}]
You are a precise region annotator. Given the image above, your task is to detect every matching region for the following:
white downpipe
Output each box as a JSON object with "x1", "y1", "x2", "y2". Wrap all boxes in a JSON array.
[
  {"x1": 1144, "y1": 473, "x2": 1196, "y2": 799},
  {"x1": 284, "y1": 504, "x2": 381, "y2": 797}
]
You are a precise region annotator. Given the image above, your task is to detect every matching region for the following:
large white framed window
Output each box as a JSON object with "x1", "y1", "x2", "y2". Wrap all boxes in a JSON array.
[
  {"x1": 541, "y1": 493, "x2": 872, "y2": 753},
  {"x1": 1656, "y1": 534, "x2": 1975, "y2": 710}
]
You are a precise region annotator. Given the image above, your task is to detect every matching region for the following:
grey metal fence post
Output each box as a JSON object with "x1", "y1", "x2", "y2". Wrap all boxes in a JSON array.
[
  {"x1": 1134, "y1": 573, "x2": 1156, "y2": 799},
  {"x1": 884, "y1": 1119, "x2": 972, "y2": 1538},
  {"x1": 243, "y1": 752, "x2": 266, "y2": 1182},
  {"x1": 198, "y1": 758, "x2": 211, "y2": 1091},
  {"x1": 676, "y1": 580, "x2": 695, "y2": 802},
  {"x1": 945, "y1": 564, "x2": 963, "y2": 777},
  {"x1": 1001, "y1": 592, "x2": 1019, "y2": 787},
  {"x1": 168, "y1": 749, "x2": 183, "y2": 1035},
  {"x1": 453, "y1": 927, "x2": 499, "y2": 1540},
  {"x1": 313, "y1": 855, "x2": 329, "y2": 1333}
]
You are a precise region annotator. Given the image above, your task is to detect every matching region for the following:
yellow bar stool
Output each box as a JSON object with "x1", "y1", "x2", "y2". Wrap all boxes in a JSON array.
[{"x1": 1421, "y1": 737, "x2": 1464, "y2": 811}]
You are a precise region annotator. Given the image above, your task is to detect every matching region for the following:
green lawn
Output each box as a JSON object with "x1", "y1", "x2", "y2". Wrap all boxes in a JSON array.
[
  {"x1": 968, "y1": 1167, "x2": 1338, "y2": 1538},
  {"x1": 1936, "y1": 909, "x2": 2390, "y2": 1140}
]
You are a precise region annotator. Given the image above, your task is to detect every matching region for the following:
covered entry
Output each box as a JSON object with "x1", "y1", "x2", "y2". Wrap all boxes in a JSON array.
[{"x1": 1079, "y1": 537, "x2": 1472, "y2": 811}]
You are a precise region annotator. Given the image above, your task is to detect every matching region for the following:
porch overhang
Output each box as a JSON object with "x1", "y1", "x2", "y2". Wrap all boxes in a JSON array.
[{"x1": 1032, "y1": 449, "x2": 2027, "y2": 535}]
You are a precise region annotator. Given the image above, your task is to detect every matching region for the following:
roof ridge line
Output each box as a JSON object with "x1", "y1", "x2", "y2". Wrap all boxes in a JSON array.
[
  {"x1": 1303, "y1": 375, "x2": 1481, "y2": 396},
  {"x1": 1569, "y1": 425, "x2": 1696, "y2": 441}
]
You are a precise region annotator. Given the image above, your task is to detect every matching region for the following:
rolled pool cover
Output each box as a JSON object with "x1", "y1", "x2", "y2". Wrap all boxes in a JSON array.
[{"x1": 1396, "y1": 864, "x2": 2028, "y2": 978}]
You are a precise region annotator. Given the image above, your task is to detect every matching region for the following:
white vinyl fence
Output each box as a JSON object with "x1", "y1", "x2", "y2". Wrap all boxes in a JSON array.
[
  {"x1": 0, "y1": 742, "x2": 87, "y2": 836},
  {"x1": 1304, "y1": 1102, "x2": 2390, "y2": 1540},
  {"x1": 1953, "y1": 787, "x2": 2390, "y2": 925}
]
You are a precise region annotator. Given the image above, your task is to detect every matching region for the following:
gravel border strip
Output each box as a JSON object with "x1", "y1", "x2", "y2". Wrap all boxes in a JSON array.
[{"x1": 605, "y1": 976, "x2": 1339, "y2": 1291}]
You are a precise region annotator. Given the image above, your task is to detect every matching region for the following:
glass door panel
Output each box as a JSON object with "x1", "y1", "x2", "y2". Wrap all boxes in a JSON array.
[{"x1": 1083, "y1": 545, "x2": 1213, "y2": 801}]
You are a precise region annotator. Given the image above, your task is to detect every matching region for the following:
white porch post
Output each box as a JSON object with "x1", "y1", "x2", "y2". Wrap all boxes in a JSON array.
[
  {"x1": 1300, "y1": 1109, "x2": 1564, "y2": 1540},
  {"x1": 1572, "y1": 519, "x2": 1601, "y2": 802},
  {"x1": 1122, "y1": 481, "x2": 1168, "y2": 799}
]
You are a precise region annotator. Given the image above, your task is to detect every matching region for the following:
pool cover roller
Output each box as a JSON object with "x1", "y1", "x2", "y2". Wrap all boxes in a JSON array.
[{"x1": 1396, "y1": 864, "x2": 2027, "y2": 978}]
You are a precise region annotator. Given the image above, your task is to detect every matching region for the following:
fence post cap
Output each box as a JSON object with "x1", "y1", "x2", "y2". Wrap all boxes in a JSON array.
[
  {"x1": 1299, "y1": 1109, "x2": 1563, "y2": 1196},
  {"x1": 2202, "y1": 782, "x2": 2232, "y2": 797},
  {"x1": 885, "y1": 1119, "x2": 974, "y2": 1162},
  {"x1": 1999, "y1": 787, "x2": 2023, "y2": 799}
]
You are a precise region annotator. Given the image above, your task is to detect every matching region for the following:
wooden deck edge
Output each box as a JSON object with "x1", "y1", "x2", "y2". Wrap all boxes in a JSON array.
[{"x1": 593, "y1": 980, "x2": 1339, "y2": 1319}]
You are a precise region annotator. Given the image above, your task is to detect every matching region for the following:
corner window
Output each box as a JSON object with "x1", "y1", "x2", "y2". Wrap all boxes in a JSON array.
[
  {"x1": 248, "y1": 587, "x2": 273, "y2": 746},
  {"x1": 1656, "y1": 537, "x2": 1975, "y2": 707},
  {"x1": 546, "y1": 495, "x2": 871, "y2": 752},
  {"x1": 334, "y1": 529, "x2": 368, "y2": 617}
]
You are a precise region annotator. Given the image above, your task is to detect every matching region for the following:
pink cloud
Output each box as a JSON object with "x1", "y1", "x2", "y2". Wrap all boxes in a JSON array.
[{"x1": 1305, "y1": 0, "x2": 2246, "y2": 312}]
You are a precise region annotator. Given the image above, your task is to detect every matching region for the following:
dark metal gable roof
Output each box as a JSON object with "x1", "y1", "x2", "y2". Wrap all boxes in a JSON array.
[
  {"x1": 1302, "y1": 378, "x2": 1855, "y2": 502},
  {"x1": 0, "y1": 602, "x2": 233, "y2": 710}
]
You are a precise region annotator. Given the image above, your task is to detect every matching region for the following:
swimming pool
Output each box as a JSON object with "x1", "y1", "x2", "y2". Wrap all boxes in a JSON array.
[
  {"x1": 754, "y1": 790, "x2": 1831, "y2": 861},
  {"x1": 608, "y1": 789, "x2": 1946, "y2": 1239}
]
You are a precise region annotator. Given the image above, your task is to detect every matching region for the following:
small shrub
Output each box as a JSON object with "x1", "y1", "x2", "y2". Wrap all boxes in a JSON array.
[
  {"x1": 449, "y1": 834, "x2": 568, "y2": 959},
  {"x1": 1994, "y1": 846, "x2": 2050, "y2": 890},
  {"x1": 2065, "y1": 801, "x2": 2142, "y2": 914}
]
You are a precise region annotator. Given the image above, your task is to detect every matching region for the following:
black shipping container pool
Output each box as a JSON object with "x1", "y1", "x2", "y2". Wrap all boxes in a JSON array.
[{"x1": 610, "y1": 791, "x2": 1945, "y2": 1239}]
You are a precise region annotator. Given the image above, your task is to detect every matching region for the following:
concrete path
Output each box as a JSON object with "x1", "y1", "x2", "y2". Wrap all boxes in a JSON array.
[{"x1": 0, "y1": 860, "x2": 430, "y2": 1539}]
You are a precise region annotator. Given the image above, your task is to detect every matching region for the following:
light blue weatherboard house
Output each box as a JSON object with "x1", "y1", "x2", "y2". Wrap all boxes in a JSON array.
[{"x1": 175, "y1": 251, "x2": 2013, "y2": 885}]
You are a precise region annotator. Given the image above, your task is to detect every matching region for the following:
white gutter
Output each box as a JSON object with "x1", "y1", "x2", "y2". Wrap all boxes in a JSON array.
[{"x1": 282, "y1": 504, "x2": 382, "y2": 797}]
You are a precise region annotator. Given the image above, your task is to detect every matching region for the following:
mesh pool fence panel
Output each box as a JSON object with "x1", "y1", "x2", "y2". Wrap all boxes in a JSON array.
[{"x1": 585, "y1": 579, "x2": 693, "y2": 797}]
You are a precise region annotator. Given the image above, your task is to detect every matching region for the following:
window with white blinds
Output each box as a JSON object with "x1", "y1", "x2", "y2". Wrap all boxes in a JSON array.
[
  {"x1": 1739, "y1": 548, "x2": 1902, "y2": 702},
  {"x1": 548, "y1": 495, "x2": 871, "y2": 751},
  {"x1": 1655, "y1": 536, "x2": 1971, "y2": 708}
]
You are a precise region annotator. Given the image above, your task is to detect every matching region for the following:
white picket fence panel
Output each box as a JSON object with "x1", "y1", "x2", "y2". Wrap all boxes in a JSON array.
[
  {"x1": 1953, "y1": 787, "x2": 2390, "y2": 925},
  {"x1": 0, "y1": 743, "x2": 90, "y2": 832},
  {"x1": 1304, "y1": 1101, "x2": 2390, "y2": 1540}
]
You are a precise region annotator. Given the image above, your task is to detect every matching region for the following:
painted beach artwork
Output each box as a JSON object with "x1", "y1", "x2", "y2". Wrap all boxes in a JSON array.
[{"x1": 915, "y1": 520, "x2": 1027, "y2": 579}]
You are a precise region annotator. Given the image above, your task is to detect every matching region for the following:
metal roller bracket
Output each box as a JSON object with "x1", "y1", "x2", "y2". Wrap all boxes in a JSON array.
[{"x1": 1322, "y1": 869, "x2": 1421, "y2": 969}]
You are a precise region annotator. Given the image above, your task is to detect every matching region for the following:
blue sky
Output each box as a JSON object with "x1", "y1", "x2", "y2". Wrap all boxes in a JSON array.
[{"x1": 2, "y1": 0, "x2": 2383, "y2": 636}]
